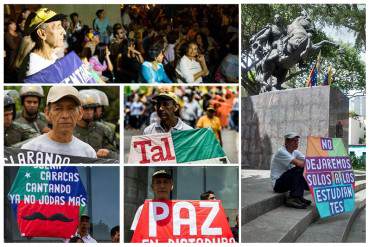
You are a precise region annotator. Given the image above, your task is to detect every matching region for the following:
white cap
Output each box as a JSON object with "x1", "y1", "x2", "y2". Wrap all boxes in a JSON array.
[
  {"x1": 47, "y1": 86, "x2": 81, "y2": 105},
  {"x1": 284, "y1": 132, "x2": 300, "y2": 139}
]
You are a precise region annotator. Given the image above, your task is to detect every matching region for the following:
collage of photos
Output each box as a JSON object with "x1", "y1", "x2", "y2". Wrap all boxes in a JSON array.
[{"x1": 1, "y1": 1, "x2": 367, "y2": 246}]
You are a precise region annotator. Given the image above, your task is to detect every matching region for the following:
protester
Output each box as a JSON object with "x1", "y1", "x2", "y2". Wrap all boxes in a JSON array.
[
  {"x1": 196, "y1": 106, "x2": 223, "y2": 146},
  {"x1": 6, "y1": 5, "x2": 239, "y2": 84},
  {"x1": 73, "y1": 214, "x2": 97, "y2": 243},
  {"x1": 231, "y1": 215, "x2": 239, "y2": 242},
  {"x1": 4, "y1": 18, "x2": 22, "y2": 81},
  {"x1": 4, "y1": 94, "x2": 39, "y2": 147},
  {"x1": 125, "y1": 87, "x2": 238, "y2": 137},
  {"x1": 15, "y1": 86, "x2": 50, "y2": 134},
  {"x1": 141, "y1": 41, "x2": 172, "y2": 83},
  {"x1": 21, "y1": 86, "x2": 97, "y2": 158},
  {"x1": 200, "y1": 190, "x2": 216, "y2": 200},
  {"x1": 93, "y1": 9, "x2": 110, "y2": 44},
  {"x1": 181, "y1": 94, "x2": 202, "y2": 128},
  {"x1": 89, "y1": 42, "x2": 114, "y2": 81},
  {"x1": 143, "y1": 91, "x2": 192, "y2": 134},
  {"x1": 130, "y1": 170, "x2": 173, "y2": 232},
  {"x1": 270, "y1": 133, "x2": 311, "y2": 209},
  {"x1": 176, "y1": 41, "x2": 209, "y2": 83},
  {"x1": 69, "y1": 236, "x2": 84, "y2": 243},
  {"x1": 116, "y1": 40, "x2": 144, "y2": 83},
  {"x1": 18, "y1": 8, "x2": 66, "y2": 81},
  {"x1": 110, "y1": 225, "x2": 120, "y2": 243},
  {"x1": 129, "y1": 94, "x2": 146, "y2": 130}
]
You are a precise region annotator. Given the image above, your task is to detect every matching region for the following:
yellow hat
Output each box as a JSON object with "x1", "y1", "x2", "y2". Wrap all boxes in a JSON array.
[
  {"x1": 25, "y1": 8, "x2": 66, "y2": 35},
  {"x1": 153, "y1": 92, "x2": 179, "y2": 105}
]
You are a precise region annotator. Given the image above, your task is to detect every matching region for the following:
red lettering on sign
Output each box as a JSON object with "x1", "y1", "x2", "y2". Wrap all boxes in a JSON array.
[
  {"x1": 133, "y1": 137, "x2": 176, "y2": 164},
  {"x1": 133, "y1": 140, "x2": 152, "y2": 164},
  {"x1": 161, "y1": 137, "x2": 176, "y2": 161}
]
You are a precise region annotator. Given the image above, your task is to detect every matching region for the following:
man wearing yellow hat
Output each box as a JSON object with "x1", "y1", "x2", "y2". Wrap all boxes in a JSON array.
[
  {"x1": 196, "y1": 106, "x2": 223, "y2": 146},
  {"x1": 143, "y1": 92, "x2": 192, "y2": 135},
  {"x1": 18, "y1": 8, "x2": 66, "y2": 80}
]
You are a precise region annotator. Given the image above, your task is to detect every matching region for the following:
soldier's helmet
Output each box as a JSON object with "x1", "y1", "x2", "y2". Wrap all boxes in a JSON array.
[
  {"x1": 79, "y1": 90, "x2": 101, "y2": 108},
  {"x1": 4, "y1": 94, "x2": 16, "y2": 120},
  {"x1": 90, "y1": 89, "x2": 109, "y2": 107},
  {"x1": 20, "y1": 86, "x2": 44, "y2": 98}
]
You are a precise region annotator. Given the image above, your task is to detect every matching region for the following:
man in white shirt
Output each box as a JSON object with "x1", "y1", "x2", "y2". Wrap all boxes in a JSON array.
[
  {"x1": 143, "y1": 92, "x2": 192, "y2": 135},
  {"x1": 22, "y1": 86, "x2": 96, "y2": 159},
  {"x1": 270, "y1": 132, "x2": 310, "y2": 209},
  {"x1": 130, "y1": 170, "x2": 173, "y2": 232},
  {"x1": 18, "y1": 8, "x2": 66, "y2": 81},
  {"x1": 74, "y1": 214, "x2": 97, "y2": 243}
]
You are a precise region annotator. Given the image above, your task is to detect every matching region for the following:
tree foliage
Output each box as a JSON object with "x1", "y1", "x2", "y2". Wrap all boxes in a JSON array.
[{"x1": 242, "y1": 4, "x2": 366, "y2": 95}]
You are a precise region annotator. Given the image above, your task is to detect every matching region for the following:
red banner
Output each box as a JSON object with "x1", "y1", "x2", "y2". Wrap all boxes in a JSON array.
[
  {"x1": 131, "y1": 200, "x2": 235, "y2": 243},
  {"x1": 17, "y1": 201, "x2": 80, "y2": 238}
]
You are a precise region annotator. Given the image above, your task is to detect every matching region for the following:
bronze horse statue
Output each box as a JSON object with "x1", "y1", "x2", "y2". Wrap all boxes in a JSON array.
[{"x1": 252, "y1": 13, "x2": 338, "y2": 92}]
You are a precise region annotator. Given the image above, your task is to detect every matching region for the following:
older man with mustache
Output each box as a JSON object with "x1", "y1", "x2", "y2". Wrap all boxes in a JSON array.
[{"x1": 22, "y1": 86, "x2": 96, "y2": 159}]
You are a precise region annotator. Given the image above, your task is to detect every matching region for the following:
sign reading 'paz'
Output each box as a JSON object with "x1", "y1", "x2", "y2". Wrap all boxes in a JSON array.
[
  {"x1": 129, "y1": 128, "x2": 229, "y2": 164},
  {"x1": 132, "y1": 200, "x2": 235, "y2": 243},
  {"x1": 8, "y1": 166, "x2": 87, "y2": 238},
  {"x1": 304, "y1": 137, "x2": 355, "y2": 218}
]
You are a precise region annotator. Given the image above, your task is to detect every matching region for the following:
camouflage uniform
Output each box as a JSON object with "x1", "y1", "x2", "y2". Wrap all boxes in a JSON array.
[
  {"x1": 14, "y1": 112, "x2": 49, "y2": 134},
  {"x1": 74, "y1": 121, "x2": 118, "y2": 159},
  {"x1": 84, "y1": 89, "x2": 119, "y2": 149},
  {"x1": 5, "y1": 122, "x2": 39, "y2": 147},
  {"x1": 4, "y1": 94, "x2": 39, "y2": 147},
  {"x1": 74, "y1": 90, "x2": 119, "y2": 159},
  {"x1": 14, "y1": 86, "x2": 48, "y2": 134}
]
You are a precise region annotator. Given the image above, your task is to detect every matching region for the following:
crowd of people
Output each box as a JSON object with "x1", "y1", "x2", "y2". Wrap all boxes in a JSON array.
[
  {"x1": 4, "y1": 5, "x2": 238, "y2": 83},
  {"x1": 4, "y1": 86, "x2": 119, "y2": 160},
  {"x1": 124, "y1": 86, "x2": 239, "y2": 145}
]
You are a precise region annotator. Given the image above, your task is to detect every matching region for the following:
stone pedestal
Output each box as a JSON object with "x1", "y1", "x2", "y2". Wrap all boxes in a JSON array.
[{"x1": 241, "y1": 86, "x2": 349, "y2": 169}]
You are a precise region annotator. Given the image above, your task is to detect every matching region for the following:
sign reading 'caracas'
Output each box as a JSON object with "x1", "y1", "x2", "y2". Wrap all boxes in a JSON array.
[
  {"x1": 23, "y1": 51, "x2": 97, "y2": 84},
  {"x1": 8, "y1": 166, "x2": 87, "y2": 238},
  {"x1": 304, "y1": 137, "x2": 355, "y2": 218},
  {"x1": 132, "y1": 200, "x2": 235, "y2": 243},
  {"x1": 129, "y1": 128, "x2": 228, "y2": 164}
]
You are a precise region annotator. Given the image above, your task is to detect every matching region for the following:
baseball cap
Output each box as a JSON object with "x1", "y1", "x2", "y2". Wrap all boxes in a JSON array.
[
  {"x1": 80, "y1": 214, "x2": 90, "y2": 220},
  {"x1": 25, "y1": 8, "x2": 66, "y2": 35},
  {"x1": 47, "y1": 86, "x2": 81, "y2": 105},
  {"x1": 284, "y1": 132, "x2": 300, "y2": 139},
  {"x1": 152, "y1": 170, "x2": 172, "y2": 180},
  {"x1": 153, "y1": 92, "x2": 179, "y2": 105},
  {"x1": 207, "y1": 106, "x2": 216, "y2": 111}
]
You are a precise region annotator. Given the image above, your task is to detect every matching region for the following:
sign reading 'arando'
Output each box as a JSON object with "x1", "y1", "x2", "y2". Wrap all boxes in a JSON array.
[
  {"x1": 304, "y1": 137, "x2": 355, "y2": 218},
  {"x1": 8, "y1": 166, "x2": 87, "y2": 238},
  {"x1": 131, "y1": 200, "x2": 235, "y2": 243},
  {"x1": 129, "y1": 128, "x2": 228, "y2": 164}
]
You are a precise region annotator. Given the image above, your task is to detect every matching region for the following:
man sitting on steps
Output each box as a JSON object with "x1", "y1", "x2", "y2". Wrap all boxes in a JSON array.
[{"x1": 270, "y1": 132, "x2": 311, "y2": 209}]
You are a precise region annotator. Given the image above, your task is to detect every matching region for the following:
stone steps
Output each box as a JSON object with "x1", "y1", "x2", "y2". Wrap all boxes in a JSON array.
[
  {"x1": 241, "y1": 169, "x2": 365, "y2": 225},
  {"x1": 296, "y1": 189, "x2": 366, "y2": 242},
  {"x1": 241, "y1": 169, "x2": 366, "y2": 243},
  {"x1": 345, "y1": 208, "x2": 366, "y2": 243}
]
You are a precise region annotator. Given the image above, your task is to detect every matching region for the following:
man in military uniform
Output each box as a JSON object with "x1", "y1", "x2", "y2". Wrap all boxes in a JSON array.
[
  {"x1": 4, "y1": 94, "x2": 39, "y2": 147},
  {"x1": 74, "y1": 90, "x2": 118, "y2": 159},
  {"x1": 14, "y1": 86, "x2": 50, "y2": 134},
  {"x1": 90, "y1": 89, "x2": 117, "y2": 134}
]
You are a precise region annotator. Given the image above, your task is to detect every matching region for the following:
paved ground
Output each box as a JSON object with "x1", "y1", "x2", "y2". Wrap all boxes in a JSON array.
[{"x1": 124, "y1": 127, "x2": 239, "y2": 163}]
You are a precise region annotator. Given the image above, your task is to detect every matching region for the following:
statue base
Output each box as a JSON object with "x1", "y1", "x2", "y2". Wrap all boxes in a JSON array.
[{"x1": 241, "y1": 86, "x2": 349, "y2": 169}]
